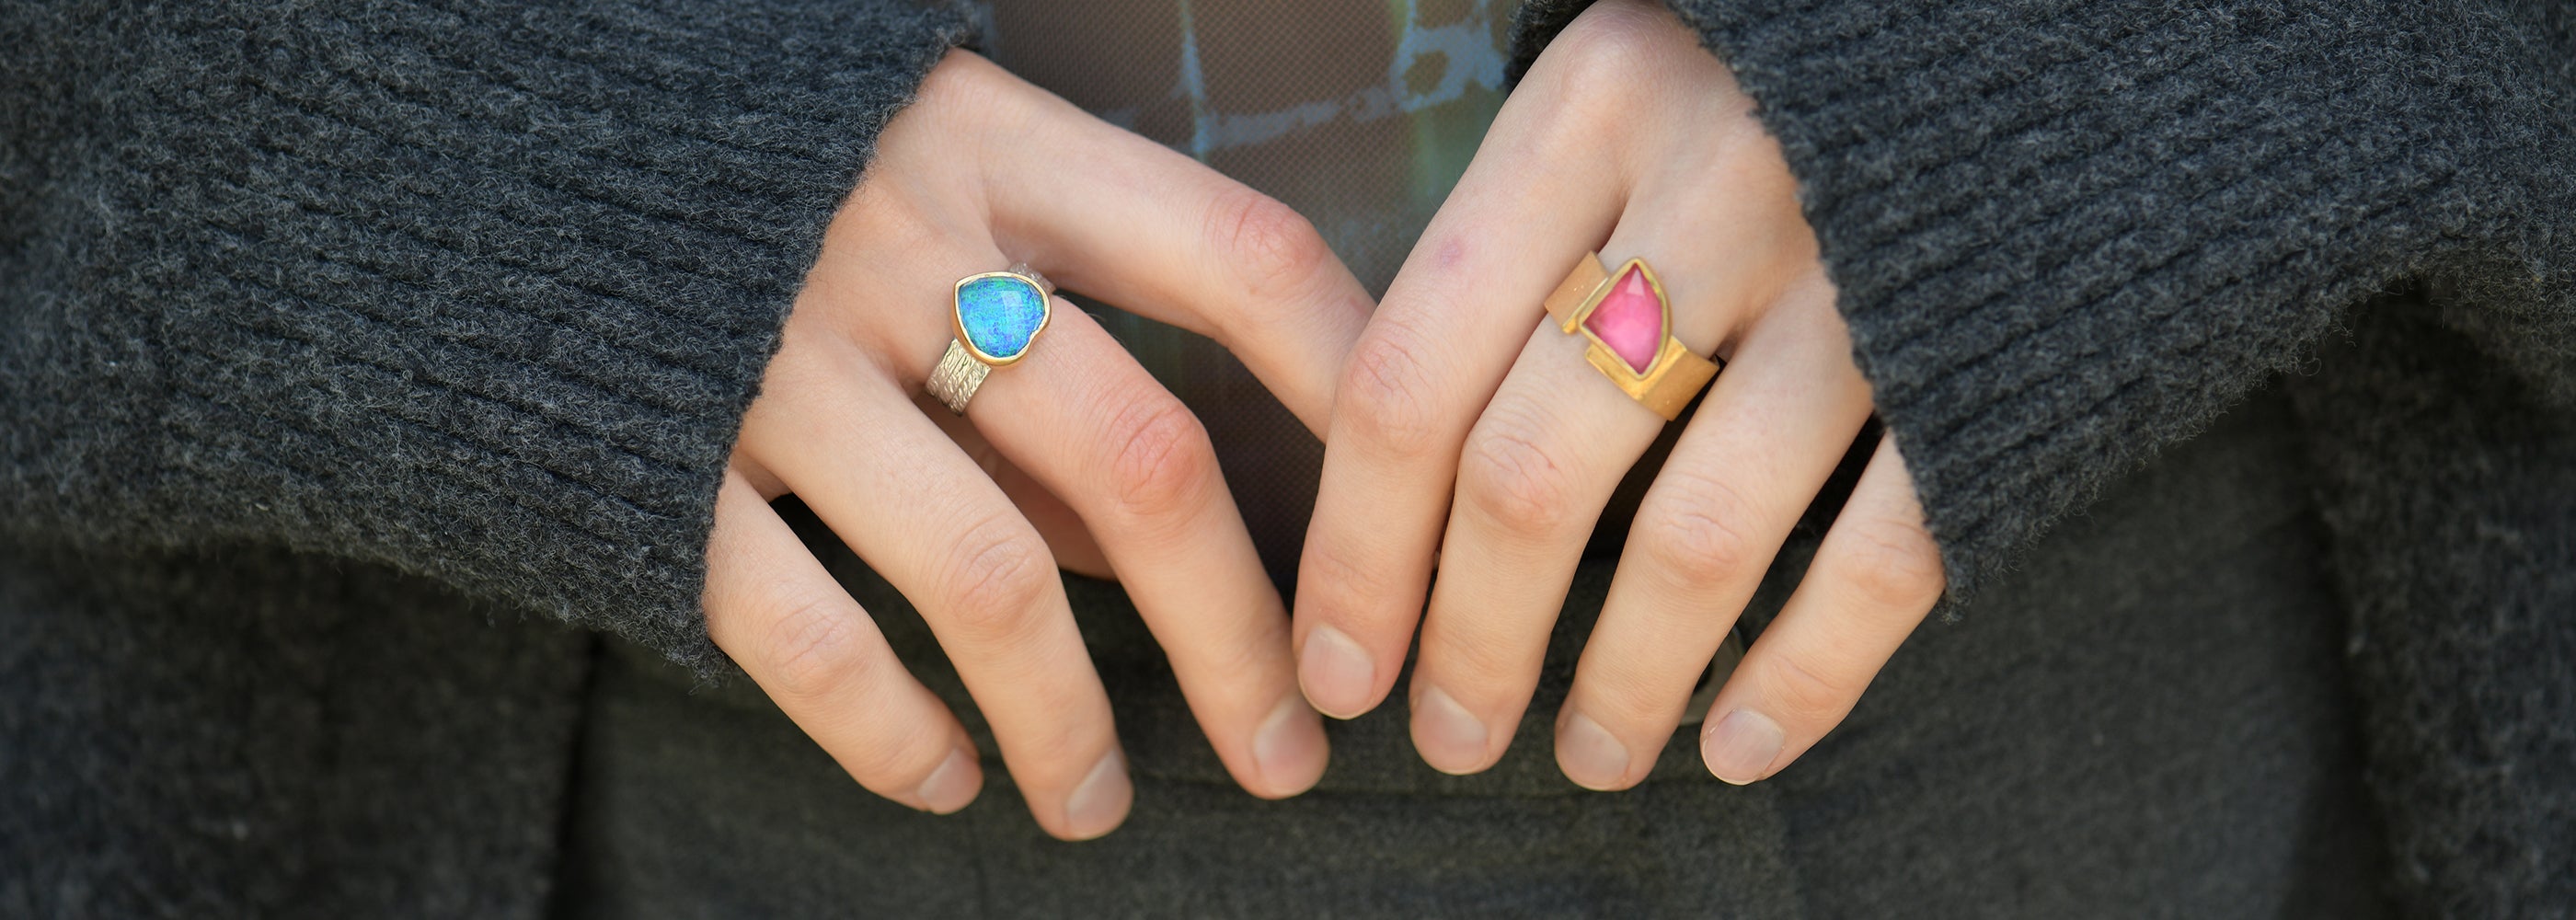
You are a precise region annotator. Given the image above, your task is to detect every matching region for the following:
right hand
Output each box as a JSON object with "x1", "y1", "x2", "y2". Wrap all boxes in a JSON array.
[{"x1": 704, "y1": 52, "x2": 1374, "y2": 840}]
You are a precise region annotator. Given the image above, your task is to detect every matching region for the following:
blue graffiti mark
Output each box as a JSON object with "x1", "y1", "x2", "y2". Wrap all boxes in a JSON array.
[
  {"x1": 1177, "y1": 0, "x2": 1215, "y2": 160},
  {"x1": 1388, "y1": 0, "x2": 1508, "y2": 112}
]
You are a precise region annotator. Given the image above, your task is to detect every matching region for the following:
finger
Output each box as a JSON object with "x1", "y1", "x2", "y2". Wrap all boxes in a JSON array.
[
  {"x1": 1292, "y1": 63, "x2": 1634, "y2": 720},
  {"x1": 1698, "y1": 436, "x2": 1945, "y2": 784},
  {"x1": 1403, "y1": 262, "x2": 1811, "y2": 776},
  {"x1": 962, "y1": 305, "x2": 1329, "y2": 799},
  {"x1": 1400, "y1": 310, "x2": 1663, "y2": 772},
  {"x1": 1550, "y1": 278, "x2": 1872, "y2": 789},
  {"x1": 740, "y1": 336, "x2": 1131, "y2": 841},
  {"x1": 960, "y1": 54, "x2": 1372, "y2": 433},
  {"x1": 703, "y1": 468, "x2": 983, "y2": 814},
  {"x1": 863, "y1": 232, "x2": 1327, "y2": 798},
  {"x1": 920, "y1": 394, "x2": 1113, "y2": 579},
  {"x1": 1404, "y1": 102, "x2": 1820, "y2": 774}
]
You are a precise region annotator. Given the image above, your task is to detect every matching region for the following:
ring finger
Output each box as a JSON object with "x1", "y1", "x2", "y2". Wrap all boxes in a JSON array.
[
  {"x1": 930, "y1": 301, "x2": 1332, "y2": 799},
  {"x1": 848, "y1": 219, "x2": 1331, "y2": 799},
  {"x1": 1408, "y1": 156, "x2": 1826, "y2": 774},
  {"x1": 1556, "y1": 271, "x2": 1872, "y2": 789},
  {"x1": 1408, "y1": 239, "x2": 1774, "y2": 775}
]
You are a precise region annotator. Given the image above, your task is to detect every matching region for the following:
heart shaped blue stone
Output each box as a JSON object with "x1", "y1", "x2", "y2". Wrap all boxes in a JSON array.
[{"x1": 955, "y1": 273, "x2": 1050, "y2": 362}]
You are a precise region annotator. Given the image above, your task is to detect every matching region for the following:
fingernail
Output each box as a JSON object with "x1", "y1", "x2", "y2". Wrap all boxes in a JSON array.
[
  {"x1": 1557, "y1": 710, "x2": 1632, "y2": 790},
  {"x1": 1251, "y1": 696, "x2": 1328, "y2": 797},
  {"x1": 1062, "y1": 750, "x2": 1132, "y2": 840},
  {"x1": 914, "y1": 745, "x2": 981, "y2": 814},
  {"x1": 1702, "y1": 709, "x2": 1785, "y2": 785},
  {"x1": 1410, "y1": 684, "x2": 1490, "y2": 774},
  {"x1": 1299, "y1": 626, "x2": 1377, "y2": 719}
]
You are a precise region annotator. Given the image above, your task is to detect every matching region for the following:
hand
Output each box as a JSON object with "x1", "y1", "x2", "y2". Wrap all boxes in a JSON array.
[
  {"x1": 1294, "y1": 0, "x2": 1947, "y2": 788},
  {"x1": 706, "y1": 52, "x2": 1373, "y2": 839}
]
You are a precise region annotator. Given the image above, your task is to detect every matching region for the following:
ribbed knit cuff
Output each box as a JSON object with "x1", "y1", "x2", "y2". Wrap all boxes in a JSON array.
[
  {"x1": 1, "y1": 1, "x2": 972, "y2": 672},
  {"x1": 1513, "y1": 0, "x2": 2559, "y2": 600}
]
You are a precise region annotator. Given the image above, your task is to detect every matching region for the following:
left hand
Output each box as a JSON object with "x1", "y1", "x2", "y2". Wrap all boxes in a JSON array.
[{"x1": 1293, "y1": 0, "x2": 1948, "y2": 788}]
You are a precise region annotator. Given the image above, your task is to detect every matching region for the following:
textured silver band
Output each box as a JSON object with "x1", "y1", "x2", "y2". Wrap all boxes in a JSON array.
[
  {"x1": 1017, "y1": 265, "x2": 1054, "y2": 296},
  {"x1": 926, "y1": 339, "x2": 992, "y2": 415}
]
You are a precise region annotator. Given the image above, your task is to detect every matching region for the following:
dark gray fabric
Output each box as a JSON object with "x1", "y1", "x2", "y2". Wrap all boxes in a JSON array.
[
  {"x1": 1512, "y1": 0, "x2": 2576, "y2": 601},
  {"x1": 1768, "y1": 393, "x2": 2393, "y2": 920},
  {"x1": 0, "y1": 0, "x2": 972, "y2": 673},
  {"x1": 0, "y1": 0, "x2": 2568, "y2": 916},
  {"x1": 555, "y1": 392, "x2": 2389, "y2": 918},
  {"x1": 0, "y1": 542, "x2": 590, "y2": 917},
  {"x1": 1502, "y1": 2, "x2": 2576, "y2": 914},
  {"x1": 1, "y1": 0, "x2": 970, "y2": 914},
  {"x1": 2287, "y1": 289, "x2": 2576, "y2": 917}
]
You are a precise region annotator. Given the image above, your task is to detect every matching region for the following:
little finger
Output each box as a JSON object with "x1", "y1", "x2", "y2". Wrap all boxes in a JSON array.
[
  {"x1": 1699, "y1": 436, "x2": 1945, "y2": 784},
  {"x1": 704, "y1": 469, "x2": 983, "y2": 814}
]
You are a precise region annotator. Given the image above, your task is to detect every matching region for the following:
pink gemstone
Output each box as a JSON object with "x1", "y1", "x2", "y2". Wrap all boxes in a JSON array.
[{"x1": 1582, "y1": 266, "x2": 1664, "y2": 374}]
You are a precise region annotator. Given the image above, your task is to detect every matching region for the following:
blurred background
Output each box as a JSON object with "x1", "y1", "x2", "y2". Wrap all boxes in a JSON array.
[{"x1": 983, "y1": 0, "x2": 1514, "y2": 581}]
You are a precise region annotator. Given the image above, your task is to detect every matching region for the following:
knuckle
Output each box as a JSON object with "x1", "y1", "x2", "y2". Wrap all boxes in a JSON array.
[
  {"x1": 1639, "y1": 473, "x2": 1767, "y2": 588},
  {"x1": 1301, "y1": 538, "x2": 1398, "y2": 625},
  {"x1": 1210, "y1": 187, "x2": 1330, "y2": 300},
  {"x1": 1014, "y1": 731, "x2": 1106, "y2": 788},
  {"x1": 829, "y1": 717, "x2": 946, "y2": 788},
  {"x1": 1757, "y1": 652, "x2": 1860, "y2": 726},
  {"x1": 939, "y1": 518, "x2": 1056, "y2": 641},
  {"x1": 1837, "y1": 517, "x2": 1949, "y2": 612},
  {"x1": 909, "y1": 52, "x2": 1027, "y2": 147},
  {"x1": 838, "y1": 742, "x2": 933, "y2": 790},
  {"x1": 1546, "y1": 3, "x2": 1666, "y2": 98},
  {"x1": 1457, "y1": 407, "x2": 1580, "y2": 537},
  {"x1": 758, "y1": 594, "x2": 869, "y2": 700},
  {"x1": 1581, "y1": 661, "x2": 1684, "y2": 724},
  {"x1": 1434, "y1": 626, "x2": 1539, "y2": 691},
  {"x1": 1336, "y1": 325, "x2": 1446, "y2": 461},
  {"x1": 1106, "y1": 394, "x2": 1217, "y2": 524}
]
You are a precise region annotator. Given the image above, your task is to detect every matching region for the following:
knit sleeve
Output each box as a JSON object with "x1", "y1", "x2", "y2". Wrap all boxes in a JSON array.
[
  {"x1": 0, "y1": 0, "x2": 973, "y2": 670},
  {"x1": 1510, "y1": 0, "x2": 2576, "y2": 600}
]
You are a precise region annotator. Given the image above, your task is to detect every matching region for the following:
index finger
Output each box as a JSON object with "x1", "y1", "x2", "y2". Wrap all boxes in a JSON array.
[
  {"x1": 960, "y1": 53, "x2": 1373, "y2": 433},
  {"x1": 1290, "y1": 46, "x2": 1639, "y2": 719}
]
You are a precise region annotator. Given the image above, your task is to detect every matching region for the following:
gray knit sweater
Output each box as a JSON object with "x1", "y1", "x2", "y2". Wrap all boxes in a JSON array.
[
  {"x1": 5, "y1": 0, "x2": 2571, "y2": 916},
  {"x1": 1515, "y1": 4, "x2": 2575, "y2": 914}
]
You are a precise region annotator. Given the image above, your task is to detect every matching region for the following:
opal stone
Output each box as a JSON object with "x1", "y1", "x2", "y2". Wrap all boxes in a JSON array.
[
  {"x1": 956, "y1": 273, "x2": 1049, "y2": 362},
  {"x1": 1583, "y1": 266, "x2": 1664, "y2": 374}
]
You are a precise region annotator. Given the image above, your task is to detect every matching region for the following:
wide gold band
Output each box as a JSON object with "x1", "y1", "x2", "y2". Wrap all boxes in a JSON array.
[{"x1": 1541, "y1": 252, "x2": 1719, "y2": 420}]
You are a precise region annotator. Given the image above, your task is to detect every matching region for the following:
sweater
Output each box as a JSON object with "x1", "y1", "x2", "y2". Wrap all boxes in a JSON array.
[
  {"x1": 1, "y1": 0, "x2": 971, "y2": 672},
  {"x1": 2, "y1": 0, "x2": 971, "y2": 914},
  {"x1": 1515, "y1": 1, "x2": 2576, "y2": 914},
  {"x1": 6, "y1": 0, "x2": 2572, "y2": 915}
]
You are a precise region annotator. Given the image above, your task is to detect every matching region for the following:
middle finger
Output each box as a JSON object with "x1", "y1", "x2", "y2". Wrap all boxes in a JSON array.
[
  {"x1": 1407, "y1": 245, "x2": 1738, "y2": 774},
  {"x1": 843, "y1": 202, "x2": 1334, "y2": 800},
  {"x1": 934, "y1": 302, "x2": 1333, "y2": 800}
]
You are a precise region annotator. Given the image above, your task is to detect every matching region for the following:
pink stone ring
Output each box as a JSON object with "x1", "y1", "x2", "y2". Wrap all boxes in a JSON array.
[{"x1": 1539, "y1": 252, "x2": 1721, "y2": 420}]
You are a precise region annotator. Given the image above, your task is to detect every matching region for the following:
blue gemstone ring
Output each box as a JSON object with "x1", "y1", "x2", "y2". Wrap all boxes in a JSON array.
[{"x1": 926, "y1": 264, "x2": 1055, "y2": 415}]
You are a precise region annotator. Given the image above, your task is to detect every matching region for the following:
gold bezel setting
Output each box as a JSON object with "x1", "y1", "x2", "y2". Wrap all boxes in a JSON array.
[
  {"x1": 950, "y1": 270, "x2": 1054, "y2": 367},
  {"x1": 1539, "y1": 252, "x2": 1720, "y2": 420}
]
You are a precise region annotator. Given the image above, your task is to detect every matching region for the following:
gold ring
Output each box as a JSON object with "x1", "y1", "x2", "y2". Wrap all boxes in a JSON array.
[
  {"x1": 1539, "y1": 252, "x2": 1720, "y2": 420},
  {"x1": 926, "y1": 263, "x2": 1054, "y2": 415}
]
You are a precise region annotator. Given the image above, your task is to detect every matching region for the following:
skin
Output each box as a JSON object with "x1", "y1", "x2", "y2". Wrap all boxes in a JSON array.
[
  {"x1": 1293, "y1": 0, "x2": 1950, "y2": 790},
  {"x1": 706, "y1": 52, "x2": 1376, "y2": 841}
]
